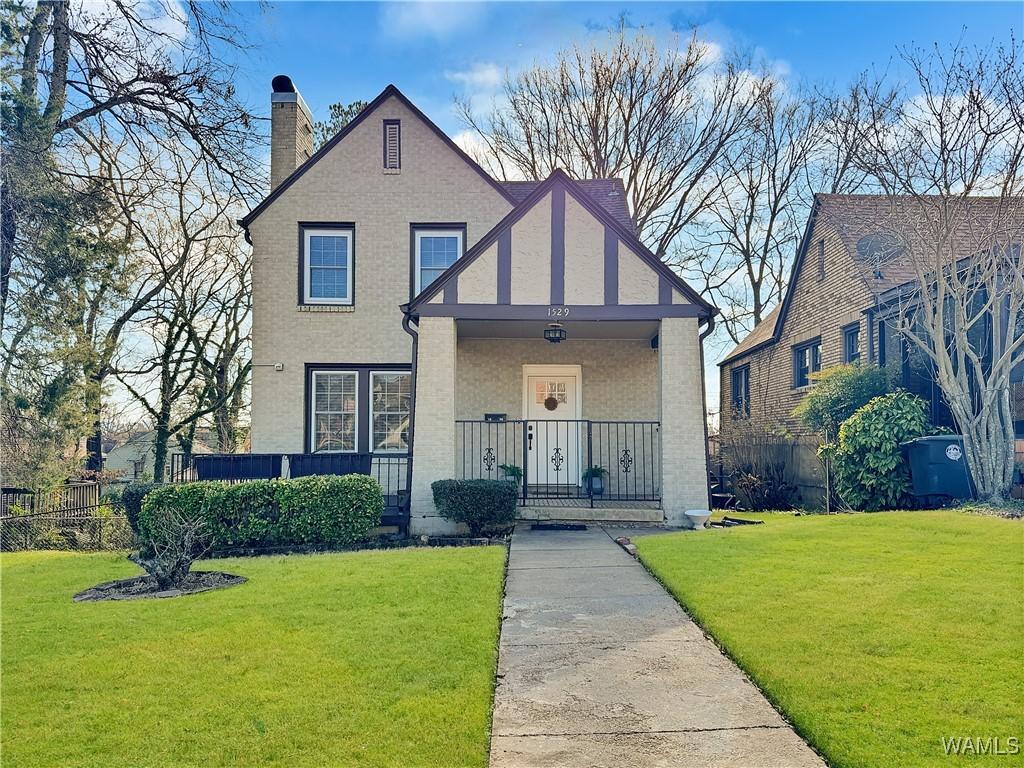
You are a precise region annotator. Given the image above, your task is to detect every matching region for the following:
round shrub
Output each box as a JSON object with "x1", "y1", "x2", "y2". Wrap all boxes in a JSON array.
[
  {"x1": 793, "y1": 364, "x2": 892, "y2": 438},
  {"x1": 830, "y1": 391, "x2": 930, "y2": 510},
  {"x1": 431, "y1": 479, "x2": 517, "y2": 537},
  {"x1": 122, "y1": 482, "x2": 161, "y2": 535}
]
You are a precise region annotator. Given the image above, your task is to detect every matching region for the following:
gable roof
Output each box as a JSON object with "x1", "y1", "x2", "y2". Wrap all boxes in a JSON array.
[
  {"x1": 500, "y1": 178, "x2": 635, "y2": 234},
  {"x1": 404, "y1": 168, "x2": 715, "y2": 317},
  {"x1": 719, "y1": 192, "x2": 1023, "y2": 366},
  {"x1": 239, "y1": 84, "x2": 518, "y2": 228}
]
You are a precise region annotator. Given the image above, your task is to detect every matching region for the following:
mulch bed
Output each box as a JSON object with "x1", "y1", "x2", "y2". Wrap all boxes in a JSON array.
[{"x1": 73, "y1": 571, "x2": 246, "y2": 602}]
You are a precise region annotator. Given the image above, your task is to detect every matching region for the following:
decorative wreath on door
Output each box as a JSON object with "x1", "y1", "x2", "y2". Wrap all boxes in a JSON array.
[{"x1": 543, "y1": 396, "x2": 559, "y2": 411}]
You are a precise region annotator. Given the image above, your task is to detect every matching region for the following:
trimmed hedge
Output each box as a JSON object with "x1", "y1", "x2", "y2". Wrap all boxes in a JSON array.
[
  {"x1": 135, "y1": 474, "x2": 384, "y2": 552},
  {"x1": 432, "y1": 479, "x2": 517, "y2": 537}
]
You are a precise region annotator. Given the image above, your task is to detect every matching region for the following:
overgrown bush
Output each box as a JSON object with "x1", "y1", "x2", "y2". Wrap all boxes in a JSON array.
[
  {"x1": 721, "y1": 422, "x2": 798, "y2": 510},
  {"x1": 135, "y1": 483, "x2": 218, "y2": 589},
  {"x1": 827, "y1": 391, "x2": 930, "y2": 510},
  {"x1": 794, "y1": 364, "x2": 893, "y2": 438},
  {"x1": 431, "y1": 479, "x2": 517, "y2": 537},
  {"x1": 130, "y1": 475, "x2": 384, "y2": 560}
]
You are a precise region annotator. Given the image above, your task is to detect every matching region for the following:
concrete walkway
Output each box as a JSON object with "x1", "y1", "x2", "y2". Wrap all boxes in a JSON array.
[{"x1": 489, "y1": 525, "x2": 825, "y2": 768}]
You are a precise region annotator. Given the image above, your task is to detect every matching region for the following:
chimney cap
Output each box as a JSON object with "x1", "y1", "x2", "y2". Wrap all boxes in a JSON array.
[{"x1": 272, "y1": 75, "x2": 296, "y2": 93}]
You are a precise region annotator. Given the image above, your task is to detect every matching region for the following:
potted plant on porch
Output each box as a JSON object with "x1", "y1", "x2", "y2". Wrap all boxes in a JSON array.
[
  {"x1": 582, "y1": 466, "x2": 608, "y2": 497},
  {"x1": 498, "y1": 464, "x2": 523, "y2": 484}
]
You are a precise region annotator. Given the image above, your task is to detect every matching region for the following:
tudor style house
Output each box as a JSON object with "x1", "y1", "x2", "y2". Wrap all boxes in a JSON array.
[
  {"x1": 240, "y1": 79, "x2": 715, "y2": 534},
  {"x1": 719, "y1": 194, "x2": 1024, "y2": 498}
]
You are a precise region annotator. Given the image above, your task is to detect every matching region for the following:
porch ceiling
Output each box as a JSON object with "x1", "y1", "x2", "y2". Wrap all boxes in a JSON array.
[{"x1": 456, "y1": 318, "x2": 660, "y2": 340}]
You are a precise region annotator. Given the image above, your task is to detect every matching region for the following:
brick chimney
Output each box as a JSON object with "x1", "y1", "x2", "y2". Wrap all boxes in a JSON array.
[{"x1": 270, "y1": 75, "x2": 314, "y2": 189}]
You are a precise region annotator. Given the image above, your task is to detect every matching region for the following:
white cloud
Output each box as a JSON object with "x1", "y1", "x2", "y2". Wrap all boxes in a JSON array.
[
  {"x1": 445, "y1": 63, "x2": 503, "y2": 92},
  {"x1": 379, "y1": 2, "x2": 486, "y2": 42}
]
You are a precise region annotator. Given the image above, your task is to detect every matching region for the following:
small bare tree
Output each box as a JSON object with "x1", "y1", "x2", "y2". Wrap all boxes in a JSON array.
[
  {"x1": 457, "y1": 26, "x2": 758, "y2": 259},
  {"x1": 847, "y1": 39, "x2": 1024, "y2": 501}
]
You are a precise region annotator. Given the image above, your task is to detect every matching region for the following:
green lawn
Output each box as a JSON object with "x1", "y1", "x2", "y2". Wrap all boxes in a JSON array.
[
  {"x1": 1, "y1": 546, "x2": 507, "y2": 768},
  {"x1": 636, "y1": 511, "x2": 1024, "y2": 768}
]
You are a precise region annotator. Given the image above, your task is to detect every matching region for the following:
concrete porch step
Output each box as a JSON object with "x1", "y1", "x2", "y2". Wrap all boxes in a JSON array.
[{"x1": 519, "y1": 506, "x2": 664, "y2": 524}]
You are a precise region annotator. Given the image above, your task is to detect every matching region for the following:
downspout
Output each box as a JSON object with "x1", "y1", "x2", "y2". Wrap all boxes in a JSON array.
[
  {"x1": 401, "y1": 310, "x2": 419, "y2": 534},
  {"x1": 699, "y1": 313, "x2": 717, "y2": 511}
]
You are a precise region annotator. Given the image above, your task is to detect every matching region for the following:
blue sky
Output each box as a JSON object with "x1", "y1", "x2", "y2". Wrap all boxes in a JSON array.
[
  {"x1": 232, "y1": 1, "x2": 1023, "y2": 138},
  {"x1": 228, "y1": 1, "x2": 1022, "y2": 412}
]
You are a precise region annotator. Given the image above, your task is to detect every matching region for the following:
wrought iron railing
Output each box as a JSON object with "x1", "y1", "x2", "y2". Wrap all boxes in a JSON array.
[{"x1": 456, "y1": 419, "x2": 661, "y2": 506}]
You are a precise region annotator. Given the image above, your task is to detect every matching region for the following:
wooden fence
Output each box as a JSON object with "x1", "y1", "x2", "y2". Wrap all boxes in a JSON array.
[{"x1": 1, "y1": 482, "x2": 102, "y2": 517}]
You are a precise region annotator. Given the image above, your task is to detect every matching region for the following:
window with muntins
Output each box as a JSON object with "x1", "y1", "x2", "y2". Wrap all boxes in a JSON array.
[
  {"x1": 844, "y1": 324, "x2": 861, "y2": 363},
  {"x1": 303, "y1": 227, "x2": 353, "y2": 304},
  {"x1": 383, "y1": 120, "x2": 401, "y2": 170},
  {"x1": 371, "y1": 372, "x2": 412, "y2": 452},
  {"x1": 415, "y1": 228, "x2": 463, "y2": 294},
  {"x1": 731, "y1": 365, "x2": 750, "y2": 418},
  {"x1": 793, "y1": 339, "x2": 821, "y2": 388},
  {"x1": 311, "y1": 371, "x2": 357, "y2": 451}
]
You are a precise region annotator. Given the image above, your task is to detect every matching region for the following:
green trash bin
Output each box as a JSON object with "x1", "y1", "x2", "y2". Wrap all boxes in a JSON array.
[{"x1": 900, "y1": 435, "x2": 975, "y2": 501}]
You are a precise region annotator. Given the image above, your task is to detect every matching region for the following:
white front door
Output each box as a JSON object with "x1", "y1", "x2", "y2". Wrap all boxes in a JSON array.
[{"x1": 524, "y1": 367, "x2": 581, "y2": 488}]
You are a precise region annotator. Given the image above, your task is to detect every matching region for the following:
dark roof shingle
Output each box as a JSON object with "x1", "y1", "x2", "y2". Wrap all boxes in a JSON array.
[{"x1": 500, "y1": 178, "x2": 634, "y2": 234}]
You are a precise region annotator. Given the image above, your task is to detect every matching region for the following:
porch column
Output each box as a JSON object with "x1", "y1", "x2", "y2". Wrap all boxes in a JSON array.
[
  {"x1": 410, "y1": 316, "x2": 459, "y2": 535},
  {"x1": 658, "y1": 316, "x2": 711, "y2": 526}
]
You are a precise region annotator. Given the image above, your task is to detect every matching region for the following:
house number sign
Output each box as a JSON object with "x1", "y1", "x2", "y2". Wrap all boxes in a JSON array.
[{"x1": 547, "y1": 306, "x2": 570, "y2": 318}]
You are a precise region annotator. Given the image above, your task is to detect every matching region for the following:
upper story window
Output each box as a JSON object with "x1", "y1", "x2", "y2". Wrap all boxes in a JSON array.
[
  {"x1": 816, "y1": 238, "x2": 826, "y2": 281},
  {"x1": 414, "y1": 226, "x2": 464, "y2": 294},
  {"x1": 383, "y1": 119, "x2": 401, "y2": 171},
  {"x1": 302, "y1": 225, "x2": 353, "y2": 305},
  {"x1": 731, "y1": 365, "x2": 750, "y2": 419},
  {"x1": 844, "y1": 324, "x2": 861, "y2": 364},
  {"x1": 793, "y1": 338, "x2": 821, "y2": 388}
]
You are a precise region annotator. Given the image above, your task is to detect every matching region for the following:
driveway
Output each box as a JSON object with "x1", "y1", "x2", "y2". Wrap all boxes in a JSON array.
[{"x1": 489, "y1": 524, "x2": 825, "y2": 768}]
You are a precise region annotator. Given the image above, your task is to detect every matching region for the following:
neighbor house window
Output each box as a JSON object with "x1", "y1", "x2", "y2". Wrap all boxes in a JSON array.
[
  {"x1": 311, "y1": 371, "x2": 357, "y2": 451},
  {"x1": 302, "y1": 226, "x2": 353, "y2": 305},
  {"x1": 844, "y1": 324, "x2": 861, "y2": 364},
  {"x1": 817, "y1": 238, "x2": 826, "y2": 281},
  {"x1": 793, "y1": 338, "x2": 821, "y2": 388},
  {"x1": 731, "y1": 365, "x2": 750, "y2": 419},
  {"x1": 371, "y1": 371, "x2": 411, "y2": 452},
  {"x1": 383, "y1": 119, "x2": 401, "y2": 170},
  {"x1": 414, "y1": 227, "x2": 464, "y2": 294}
]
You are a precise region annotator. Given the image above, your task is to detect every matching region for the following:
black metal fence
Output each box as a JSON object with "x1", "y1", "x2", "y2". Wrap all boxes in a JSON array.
[
  {"x1": 456, "y1": 419, "x2": 661, "y2": 506},
  {"x1": 168, "y1": 453, "x2": 410, "y2": 529}
]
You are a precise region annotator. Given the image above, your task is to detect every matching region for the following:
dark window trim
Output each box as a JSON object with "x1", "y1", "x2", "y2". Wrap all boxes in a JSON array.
[
  {"x1": 383, "y1": 119, "x2": 401, "y2": 170},
  {"x1": 298, "y1": 222, "x2": 356, "y2": 307},
  {"x1": 792, "y1": 337, "x2": 822, "y2": 389},
  {"x1": 731, "y1": 364, "x2": 751, "y2": 419},
  {"x1": 304, "y1": 363, "x2": 411, "y2": 454},
  {"x1": 878, "y1": 320, "x2": 887, "y2": 367},
  {"x1": 843, "y1": 322, "x2": 861, "y2": 364},
  {"x1": 409, "y1": 222, "x2": 467, "y2": 300}
]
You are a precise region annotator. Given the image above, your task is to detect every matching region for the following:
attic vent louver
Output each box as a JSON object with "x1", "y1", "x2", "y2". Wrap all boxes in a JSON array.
[{"x1": 383, "y1": 119, "x2": 401, "y2": 172}]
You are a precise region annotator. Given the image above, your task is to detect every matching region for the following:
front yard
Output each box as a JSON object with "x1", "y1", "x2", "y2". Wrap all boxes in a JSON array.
[
  {"x1": 636, "y1": 511, "x2": 1024, "y2": 768},
  {"x1": 1, "y1": 546, "x2": 506, "y2": 768}
]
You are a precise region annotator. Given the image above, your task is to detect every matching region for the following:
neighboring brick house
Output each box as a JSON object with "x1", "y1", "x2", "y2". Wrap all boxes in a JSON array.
[
  {"x1": 718, "y1": 194, "x2": 1024, "y2": 500},
  {"x1": 239, "y1": 79, "x2": 716, "y2": 534}
]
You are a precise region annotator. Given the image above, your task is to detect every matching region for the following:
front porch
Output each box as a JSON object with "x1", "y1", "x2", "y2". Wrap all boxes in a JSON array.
[{"x1": 409, "y1": 315, "x2": 711, "y2": 534}]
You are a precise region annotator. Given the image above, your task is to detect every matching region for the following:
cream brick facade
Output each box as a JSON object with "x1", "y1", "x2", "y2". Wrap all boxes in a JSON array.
[
  {"x1": 249, "y1": 94, "x2": 512, "y2": 453},
  {"x1": 247, "y1": 86, "x2": 714, "y2": 533},
  {"x1": 660, "y1": 317, "x2": 711, "y2": 525}
]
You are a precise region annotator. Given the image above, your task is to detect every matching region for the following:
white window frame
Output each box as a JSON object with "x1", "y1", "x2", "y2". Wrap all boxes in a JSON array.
[
  {"x1": 310, "y1": 370, "x2": 359, "y2": 453},
  {"x1": 303, "y1": 227, "x2": 354, "y2": 305},
  {"x1": 369, "y1": 370, "x2": 412, "y2": 454},
  {"x1": 414, "y1": 229, "x2": 463, "y2": 295}
]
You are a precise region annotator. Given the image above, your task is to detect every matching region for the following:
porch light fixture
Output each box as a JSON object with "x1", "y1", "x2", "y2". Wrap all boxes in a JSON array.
[{"x1": 543, "y1": 322, "x2": 567, "y2": 344}]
